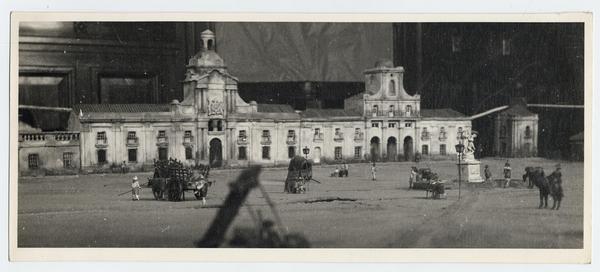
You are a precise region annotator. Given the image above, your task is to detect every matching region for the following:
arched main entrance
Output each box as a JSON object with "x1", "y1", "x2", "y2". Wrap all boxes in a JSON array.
[
  {"x1": 403, "y1": 136, "x2": 414, "y2": 161},
  {"x1": 209, "y1": 138, "x2": 223, "y2": 167},
  {"x1": 387, "y1": 137, "x2": 397, "y2": 161},
  {"x1": 370, "y1": 137, "x2": 380, "y2": 162}
]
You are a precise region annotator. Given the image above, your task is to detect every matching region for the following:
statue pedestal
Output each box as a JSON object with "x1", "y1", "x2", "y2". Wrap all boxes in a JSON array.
[{"x1": 458, "y1": 159, "x2": 484, "y2": 183}]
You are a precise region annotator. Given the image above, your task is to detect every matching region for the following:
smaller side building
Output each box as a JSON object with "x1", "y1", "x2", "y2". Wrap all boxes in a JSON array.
[{"x1": 494, "y1": 98, "x2": 539, "y2": 157}]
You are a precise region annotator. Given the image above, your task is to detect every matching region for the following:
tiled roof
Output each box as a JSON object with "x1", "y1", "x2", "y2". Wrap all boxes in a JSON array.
[
  {"x1": 420, "y1": 108, "x2": 466, "y2": 118},
  {"x1": 73, "y1": 104, "x2": 171, "y2": 113},
  {"x1": 501, "y1": 104, "x2": 536, "y2": 117},
  {"x1": 257, "y1": 104, "x2": 296, "y2": 113},
  {"x1": 300, "y1": 108, "x2": 362, "y2": 118}
]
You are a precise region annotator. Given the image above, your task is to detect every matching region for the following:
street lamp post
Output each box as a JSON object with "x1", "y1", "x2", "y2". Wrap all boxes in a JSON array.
[
  {"x1": 303, "y1": 146, "x2": 310, "y2": 159},
  {"x1": 455, "y1": 143, "x2": 465, "y2": 200}
]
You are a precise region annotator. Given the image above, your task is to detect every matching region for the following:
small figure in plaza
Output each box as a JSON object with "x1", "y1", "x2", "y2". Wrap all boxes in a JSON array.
[
  {"x1": 341, "y1": 163, "x2": 349, "y2": 177},
  {"x1": 484, "y1": 165, "x2": 492, "y2": 182},
  {"x1": 503, "y1": 161, "x2": 512, "y2": 188},
  {"x1": 121, "y1": 160, "x2": 127, "y2": 174},
  {"x1": 371, "y1": 162, "x2": 377, "y2": 181},
  {"x1": 552, "y1": 164, "x2": 562, "y2": 180},
  {"x1": 332, "y1": 166, "x2": 340, "y2": 177},
  {"x1": 131, "y1": 176, "x2": 141, "y2": 201},
  {"x1": 409, "y1": 166, "x2": 418, "y2": 189}
]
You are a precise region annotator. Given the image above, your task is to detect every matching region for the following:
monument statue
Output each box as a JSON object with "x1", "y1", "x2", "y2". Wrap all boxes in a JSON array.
[{"x1": 458, "y1": 130, "x2": 483, "y2": 183}]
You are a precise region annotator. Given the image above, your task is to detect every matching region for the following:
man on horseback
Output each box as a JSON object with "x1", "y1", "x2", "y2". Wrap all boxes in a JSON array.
[{"x1": 547, "y1": 164, "x2": 564, "y2": 210}]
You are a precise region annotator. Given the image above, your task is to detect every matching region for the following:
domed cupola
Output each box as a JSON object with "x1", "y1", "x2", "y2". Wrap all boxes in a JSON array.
[{"x1": 187, "y1": 29, "x2": 227, "y2": 72}]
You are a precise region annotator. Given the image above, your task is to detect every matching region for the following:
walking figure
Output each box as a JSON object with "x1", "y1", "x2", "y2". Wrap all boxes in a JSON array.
[
  {"x1": 409, "y1": 166, "x2": 417, "y2": 189},
  {"x1": 484, "y1": 165, "x2": 492, "y2": 182},
  {"x1": 503, "y1": 161, "x2": 512, "y2": 188},
  {"x1": 371, "y1": 162, "x2": 377, "y2": 181},
  {"x1": 131, "y1": 176, "x2": 141, "y2": 201}
]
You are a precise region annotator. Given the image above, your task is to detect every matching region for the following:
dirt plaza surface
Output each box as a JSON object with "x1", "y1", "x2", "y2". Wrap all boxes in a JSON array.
[{"x1": 17, "y1": 157, "x2": 583, "y2": 248}]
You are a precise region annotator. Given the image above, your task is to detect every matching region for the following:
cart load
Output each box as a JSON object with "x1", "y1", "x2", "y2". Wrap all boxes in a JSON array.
[
  {"x1": 284, "y1": 156, "x2": 314, "y2": 194},
  {"x1": 148, "y1": 158, "x2": 212, "y2": 202}
]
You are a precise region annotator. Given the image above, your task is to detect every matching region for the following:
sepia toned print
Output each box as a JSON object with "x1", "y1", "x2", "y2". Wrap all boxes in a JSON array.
[{"x1": 10, "y1": 13, "x2": 591, "y2": 263}]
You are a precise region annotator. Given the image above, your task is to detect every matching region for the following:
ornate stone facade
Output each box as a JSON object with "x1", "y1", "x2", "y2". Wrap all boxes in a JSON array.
[{"x1": 71, "y1": 30, "x2": 472, "y2": 170}]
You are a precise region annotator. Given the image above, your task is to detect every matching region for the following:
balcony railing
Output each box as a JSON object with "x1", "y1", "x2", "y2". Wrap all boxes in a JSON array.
[
  {"x1": 261, "y1": 136, "x2": 272, "y2": 145},
  {"x1": 156, "y1": 136, "x2": 169, "y2": 147},
  {"x1": 237, "y1": 136, "x2": 248, "y2": 145},
  {"x1": 365, "y1": 110, "x2": 420, "y2": 118},
  {"x1": 20, "y1": 132, "x2": 80, "y2": 142},
  {"x1": 127, "y1": 137, "x2": 139, "y2": 146},
  {"x1": 438, "y1": 133, "x2": 447, "y2": 141},
  {"x1": 183, "y1": 136, "x2": 194, "y2": 144},
  {"x1": 354, "y1": 132, "x2": 364, "y2": 141},
  {"x1": 313, "y1": 133, "x2": 324, "y2": 142},
  {"x1": 421, "y1": 133, "x2": 431, "y2": 141},
  {"x1": 286, "y1": 136, "x2": 297, "y2": 145},
  {"x1": 334, "y1": 133, "x2": 344, "y2": 142}
]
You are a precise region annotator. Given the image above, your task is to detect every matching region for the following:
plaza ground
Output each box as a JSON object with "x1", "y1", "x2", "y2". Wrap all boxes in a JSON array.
[{"x1": 17, "y1": 157, "x2": 584, "y2": 248}]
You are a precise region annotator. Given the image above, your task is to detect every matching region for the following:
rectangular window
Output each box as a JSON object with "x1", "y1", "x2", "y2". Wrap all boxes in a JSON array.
[
  {"x1": 262, "y1": 146, "x2": 271, "y2": 160},
  {"x1": 422, "y1": 145, "x2": 429, "y2": 155},
  {"x1": 288, "y1": 146, "x2": 296, "y2": 158},
  {"x1": 158, "y1": 130, "x2": 166, "y2": 138},
  {"x1": 262, "y1": 130, "x2": 270, "y2": 137},
  {"x1": 335, "y1": 147, "x2": 343, "y2": 160},
  {"x1": 371, "y1": 122, "x2": 379, "y2": 128},
  {"x1": 128, "y1": 149, "x2": 138, "y2": 162},
  {"x1": 185, "y1": 147, "x2": 193, "y2": 160},
  {"x1": 127, "y1": 131, "x2": 136, "y2": 139},
  {"x1": 97, "y1": 149, "x2": 107, "y2": 164},
  {"x1": 439, "y1": 144, "x2": 447, "y2": 155},
  {"x1": 158, "y1": 147, "x2": 168, "y2": 160},
  {"x1": 97, "y1": 131, "x2": 107, "y2": 144},
  {"x1": 28, "y1": 153, "x2": 39, "y2": 169},
  {"x1": 354, "y1": 146, "x2": 362, "y2": 159},
  {"x1": 238, "y1": 146, "x2": 247, "y2": 160},
  {"x1": 63, "y1": 152, "x2": 73, "y2": 168},
  {"x1": 184, "y1": 130, "x2": 192, "y2": 138},
  {"x1": 405, "y1": 122, "x2": 412, "y2": 128},
  {"x1": 388, "y1": 122, "x2": 396, "y2": 128}
]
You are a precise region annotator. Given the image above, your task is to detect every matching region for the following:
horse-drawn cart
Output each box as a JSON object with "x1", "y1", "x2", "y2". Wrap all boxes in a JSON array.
[
  {"x1": 412, "y1": 167, "x2": 446, "y2": 199},
  {"x1": 147, "y1": 159, "x2": 212, "y2": 202},
  {"x1": 284, "y1": 156, "x2": 314, "y2": 194}
]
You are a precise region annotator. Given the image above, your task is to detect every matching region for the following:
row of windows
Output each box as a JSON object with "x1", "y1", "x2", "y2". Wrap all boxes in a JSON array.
[
  {"x1": 371, "y1": 104, "x2": 413, "y2": 114},
  {"x1": 27, "y1": 152, "x2": 74, "y2": 169},
  {"x1": 237, "y1": 146, "x2": 364, "y2": 161},
  {"x1": 419, "y1": 144, "x2": 447, "y2": 155},
  {"x1": 97, "y1": 130, "x2": 194, "y2": 143}
]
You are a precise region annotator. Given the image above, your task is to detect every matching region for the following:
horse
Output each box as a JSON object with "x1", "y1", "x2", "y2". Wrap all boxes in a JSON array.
[
  {"x1": 547, "y1": 171, "x2": 564, "y2": 210},
  {"x1": 523, "y1": 167, "x2": 550, "y2": 208}
]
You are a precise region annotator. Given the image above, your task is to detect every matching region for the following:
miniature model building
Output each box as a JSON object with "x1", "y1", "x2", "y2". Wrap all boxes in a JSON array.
[{"x1": 66, "y1": 30, "x2": 471, "y2": 170}]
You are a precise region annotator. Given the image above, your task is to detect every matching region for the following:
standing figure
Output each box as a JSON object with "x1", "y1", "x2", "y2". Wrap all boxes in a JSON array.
[
  {"x1": 121, "y1": 160, "x2": 127, "y2": 174},
  {"x1": 342, "y1": 163, "x2": 349, "y2": 177},
  {"x1": 484, "y1": 165, "x2": 492, "y2": 182},
  {"x1": 503, "y1": 161, "x2": 512, "y2": 188},
  {"x1": 371, "y1": 162, "x2": 377, "y2": 181},
  {"x1": 131, "y1": 176, "x2": 141, "y2": 201},
  {"x1": 409, "y1": 167, "x2": 417, "y2": 189}
]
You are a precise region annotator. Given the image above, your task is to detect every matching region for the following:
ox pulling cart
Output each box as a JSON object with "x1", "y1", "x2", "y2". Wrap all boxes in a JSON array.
[{"x1": 147, "y1": 158, "x2": 213, "y2": 202}]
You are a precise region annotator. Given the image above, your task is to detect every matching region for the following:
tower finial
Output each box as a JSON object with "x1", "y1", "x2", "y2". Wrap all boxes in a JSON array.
[{"x1": 200, "y1": 29, "x2": 216, "y2": 51}]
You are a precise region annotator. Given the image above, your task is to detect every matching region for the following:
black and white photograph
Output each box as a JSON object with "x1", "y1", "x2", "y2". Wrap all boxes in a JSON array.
[{"x1": 9, "y1": 12, "x2": 592, "y2": 263}]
